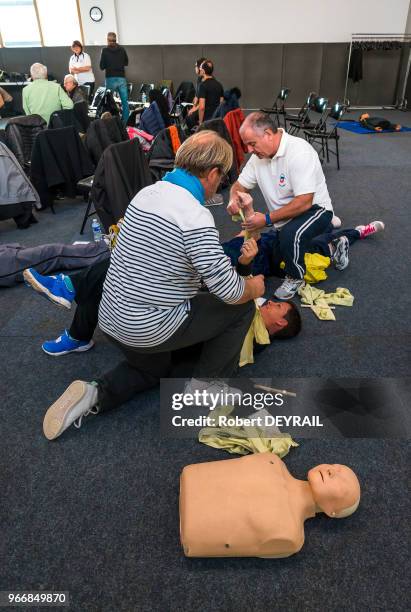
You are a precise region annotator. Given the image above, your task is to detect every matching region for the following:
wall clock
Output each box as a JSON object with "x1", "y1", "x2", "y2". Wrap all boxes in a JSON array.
[{"x1": 90, "y1": 6, "x2": 103, "y2": 22}]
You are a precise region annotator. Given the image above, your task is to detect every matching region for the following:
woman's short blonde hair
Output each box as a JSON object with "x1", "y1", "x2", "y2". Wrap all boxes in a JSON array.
[{"x1": 175, "y1": 130, "x2": 232, "y2": 178}]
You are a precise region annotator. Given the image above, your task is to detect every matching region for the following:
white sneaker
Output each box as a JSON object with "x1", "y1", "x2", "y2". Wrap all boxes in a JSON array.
[
  {"x1": 331, "y1": 215, "x2": 342, "y2": 229},
  {"x1": 43, "y1": 380, "x2": 99, "y2": 440},
  {"x1": 183, "y1": 378, "x2": 242, "y2": 408},
  {"x1": 332, "y1": 236, "x2": 350, "y2": 270},
  {"x1": 274, "y1": 277, "x2": 305, "y2": 300},
  {"x1": 355, "y1": 220, "x2": 385, "y2": 239}
]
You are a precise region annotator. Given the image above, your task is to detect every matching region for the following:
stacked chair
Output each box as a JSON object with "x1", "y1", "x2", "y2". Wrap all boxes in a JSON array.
[
  {"x1": 303, "y1": 101, "x2": 346, "y2": 169},
  {"x1": 261, "y1": 88, "x2": 291, "y2": 127}
]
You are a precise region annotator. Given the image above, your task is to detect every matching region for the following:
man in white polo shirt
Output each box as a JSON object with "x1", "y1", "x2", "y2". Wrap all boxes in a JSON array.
[{"x1": 227, "y1": 112, "x2": 334, "y2": 299}]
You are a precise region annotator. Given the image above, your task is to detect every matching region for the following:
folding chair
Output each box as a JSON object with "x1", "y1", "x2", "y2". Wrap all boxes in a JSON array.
[
  {"x1": 260, "y1": 88, "x2": 291, "y2": 127},
  {"x1": 284, "y1": 91, "x2": 317, "y2": 132},
  {"x1": 139, "y1": 83, "x2": 155, "y2": 101},
  {"x1": 304, "y1": 102, "x2": 346, "y2": 169},
  {"x1": 288, "y1": 95, "x2": 328, "y2": 137}
]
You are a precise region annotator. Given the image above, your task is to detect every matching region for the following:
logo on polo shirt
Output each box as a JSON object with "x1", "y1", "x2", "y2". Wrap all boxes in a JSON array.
[{"x1": 278, "y1": 173, "x2": 286, "y2": 187}]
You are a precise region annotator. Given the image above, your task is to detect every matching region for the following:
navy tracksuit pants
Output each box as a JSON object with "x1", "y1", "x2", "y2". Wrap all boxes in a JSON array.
[{"x1": 276, "y1": 205, "x2": 333, "y2": 279}]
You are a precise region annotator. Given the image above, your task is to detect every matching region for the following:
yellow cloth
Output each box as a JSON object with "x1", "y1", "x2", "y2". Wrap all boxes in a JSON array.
[
  {"x1": 280, "y1": 252, "x2": 331, "y2": 284},
  {"x1": 198, "y1": 406, "x2": 298, "y2": 457},
  {"x1": 298, "y1": 285, "x2": 354, "y2": 321},
  {"x1": 239, "y1": 306, "x2": 270, "y2": 367},
  {"x1": 108, "y1": 218, "x2": 124, "y2": 250}
]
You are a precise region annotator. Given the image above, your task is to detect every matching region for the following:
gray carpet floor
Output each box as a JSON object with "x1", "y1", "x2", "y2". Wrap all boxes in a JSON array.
[{"x1": 0, "y1": 110, "x2": 410, "y2": 611}]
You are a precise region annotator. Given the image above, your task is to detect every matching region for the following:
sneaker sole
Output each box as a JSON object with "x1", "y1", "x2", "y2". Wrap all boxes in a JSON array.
[
  {"x1": 42, "y1": 340, "x2": 94, "y2": 357},
  {"x1": 274, "y1": 284, "x2": 305, "y2": 301},
  {"x1": 334, "y1": 237, "x2": 349, "y2": 270},
  {"x1": 43, "y1": 380, "x2": 87, "y2": 440},
  {"x1": 23, "y1": 269, "x2": 72, "y2": 310}
]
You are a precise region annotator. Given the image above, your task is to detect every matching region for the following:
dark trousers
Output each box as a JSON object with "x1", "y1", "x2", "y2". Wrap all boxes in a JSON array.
[
  {"x1": 69, "y1": 258, "x2": 109, "y2": 341},
  {"x1": 276, "y1": 205, "x2": 333, "y2": 279},
  {"x1": 0, "y1": 240, "x2": 108, "y2": 287},
  {"x1": 309, "y1": 227, "x2": 360, "y2": 257},
  {"x1": 96, "y1": 294, "x2": 255, "y2": 412}
]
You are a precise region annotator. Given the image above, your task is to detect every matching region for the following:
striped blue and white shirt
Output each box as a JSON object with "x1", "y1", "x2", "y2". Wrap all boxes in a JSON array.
[{"x1": 98, "y1": 181, "x2": 245, "y2": 347}]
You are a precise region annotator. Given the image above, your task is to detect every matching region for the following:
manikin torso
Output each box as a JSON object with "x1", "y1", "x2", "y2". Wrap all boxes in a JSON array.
[{"x1": 180, "y1": 453, "x2": 316, "y2": 558}]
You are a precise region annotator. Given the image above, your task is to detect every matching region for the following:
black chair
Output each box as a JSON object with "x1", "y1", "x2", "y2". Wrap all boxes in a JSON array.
[
  {"x1": 139, "y1": 83, "x2": 155, "y2": 101},
  {"x1": 90, "y1": 86, "x2": 106, "y2": 109},
  {"x1": 73, "y1": 100, "x2": 91, "y2": 133},
  {"x1": 174, "y1": 81, "x2": 196, "y2": 103},
  {"x1": 5, "y1": 114, "x2": 46, "y2": 174},
  {"x1": 48, "y1": 108, "x2": 76, "y2": 129},
  {"x1": 304, "y1": 102, "x2": 346, "y2": 169},
  {"x1": 289, "y1": 95, "x2": 328, "y2": 136},
  {"x1": 78, "y1": 175, "x2": 95, "y2": 234},
  {"x1": 79, "y1": 84, "x2": 91, "y2": 101},
  {"x1": 79, "y1": 116, "x2": 129, "y2": 232},
  {"x1": 284, "y1": 91, "x2": 317, "y2": 132},
  {"x1": 261, "y1": 88, "x2": 291, "y2": 127}
]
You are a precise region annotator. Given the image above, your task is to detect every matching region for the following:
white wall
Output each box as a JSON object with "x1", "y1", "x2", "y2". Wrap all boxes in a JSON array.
[
  {"x1": 79, "y1": 0, "x2": 410, "y2": 45},
  {"x1": 79, "y1": 0, "x2": 118, "y2": 45}
]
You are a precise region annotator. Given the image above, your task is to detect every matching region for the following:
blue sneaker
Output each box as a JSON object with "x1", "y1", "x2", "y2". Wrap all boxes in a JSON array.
[
  {"x1": 23, "y1": 268, "x2": 75, "y2": 309},
  {"x1": 42, "y1": 330, "x2": 94, "y2": 356}
]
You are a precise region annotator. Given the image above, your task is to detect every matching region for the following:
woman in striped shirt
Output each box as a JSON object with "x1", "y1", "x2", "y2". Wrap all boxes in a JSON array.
[{"x1": 42, "y1": 131, "x2": 265, "y2": 440}]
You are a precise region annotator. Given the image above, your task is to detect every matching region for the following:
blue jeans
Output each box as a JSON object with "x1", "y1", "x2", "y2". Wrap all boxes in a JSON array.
[{"x1": 105, "y1": 76, "x2": 129, "y2": 122}]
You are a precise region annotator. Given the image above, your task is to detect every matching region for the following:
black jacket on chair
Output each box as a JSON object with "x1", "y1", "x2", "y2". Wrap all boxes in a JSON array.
[
  {"x1": 85, "y1": 116, "x2": 128, "y2": 166},
  {"x1": 91, "y1": 137, "x2": 152, "y2": 232},
  {"x1": 30, "y1": 126, "x2": 94, "y2": 209}
]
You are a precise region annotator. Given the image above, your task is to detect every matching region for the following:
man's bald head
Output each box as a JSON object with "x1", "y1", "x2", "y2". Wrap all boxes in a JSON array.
[
  {"x1": 241, "y1": 111, "x2": 278, "y2": 136},
  {"x1": 240, "y1": 112, "x2": 280, "y2": 159}
]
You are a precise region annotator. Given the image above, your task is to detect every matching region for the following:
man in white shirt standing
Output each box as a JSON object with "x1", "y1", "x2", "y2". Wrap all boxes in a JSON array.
[
  {"x1": 69, "y1": 40, "x2": 95, "y2": 101},
  {"x1": 227, "y1": 112, "x2": 334, "y2": 300}
]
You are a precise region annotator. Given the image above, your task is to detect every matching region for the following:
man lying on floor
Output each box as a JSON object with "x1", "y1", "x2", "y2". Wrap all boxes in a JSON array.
[
  {"x1": 0, "y1": 240, "x2": 109, "y2": 288},
  {"x1": 24, "y1": 217, "x2": 384, "y2": 356},
  {"x1": 25, "y1": 131, "x2": 268, "y2": 441}
]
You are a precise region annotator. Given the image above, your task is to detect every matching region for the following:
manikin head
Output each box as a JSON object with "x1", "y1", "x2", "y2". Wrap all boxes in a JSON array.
[
  {"x1": 107, "y1": 32, "x2": 117, "y2": 47},
  {"x1": 64, "y1": 74, "x2": 77, "y2": 94},
  {"x1": 240, "y1": 112, "x2": 281, "y2": 159},
  {"x1": 308, "y1": 464, "x2": 361, "y2": 518},
  {"x1": 260, "y1": 300, "x2": 302, "y2": 339},
  {"x1": 174, "y1": 131, "x2": 232, "y2": 200}
]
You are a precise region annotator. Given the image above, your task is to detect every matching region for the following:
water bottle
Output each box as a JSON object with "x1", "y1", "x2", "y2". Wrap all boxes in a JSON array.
[
  {"x1": 92, "y1": 218, "x2": 102, "y2": 242},
  {"x1": 141, "y1": 91, "x2": 147, "y2": 104}
]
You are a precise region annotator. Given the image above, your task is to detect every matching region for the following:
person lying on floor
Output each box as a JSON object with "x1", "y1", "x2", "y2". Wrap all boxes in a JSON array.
[
  {"x1": 24, "y1": 236, "x2": 301, "y2": 357},
  {"x1": 24, "y1": 211, "x2": 384, "y2": 356},
  {"x1": 0, "y1": 240, "x2": 109, "y2": 288},
  {"x1": 27, "y1": 131, "x2": 268, "y2": 441}
]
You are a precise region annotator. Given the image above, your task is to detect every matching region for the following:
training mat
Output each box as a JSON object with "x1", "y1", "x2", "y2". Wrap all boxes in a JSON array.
[{"x1": 337, "y1": 121, "x2": 411, "y2": 134}]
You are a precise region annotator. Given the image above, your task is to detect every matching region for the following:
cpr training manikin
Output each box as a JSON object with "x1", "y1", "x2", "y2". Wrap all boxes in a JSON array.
[{"x1": 179, "y1": 452, "x2": 360, "y2": 558}]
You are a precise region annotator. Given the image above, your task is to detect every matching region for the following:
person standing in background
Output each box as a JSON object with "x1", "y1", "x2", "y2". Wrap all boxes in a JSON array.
[
  {"x1": 69, "y1": 40, "x2": 95, "y2": 101},
  {"x1": 99, "y1": 32, "x2": 129, "y2": 122},
  {"x1": 186, "y1": 57, "x2": 206, "y2": 120}
]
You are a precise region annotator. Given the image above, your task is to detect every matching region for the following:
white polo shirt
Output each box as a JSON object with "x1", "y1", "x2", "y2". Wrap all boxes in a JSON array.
[
  {"x1": 68, "y1": 52, "x2": 95, "y2": 85},
  {"x1": 238, "y1": 129, "x2": 333, "y2": 228}
]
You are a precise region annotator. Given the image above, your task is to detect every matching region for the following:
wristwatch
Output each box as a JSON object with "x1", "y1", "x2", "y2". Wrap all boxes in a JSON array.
[{"x1": 265, "y1": 212, "x2": 273, "y2": 227}]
